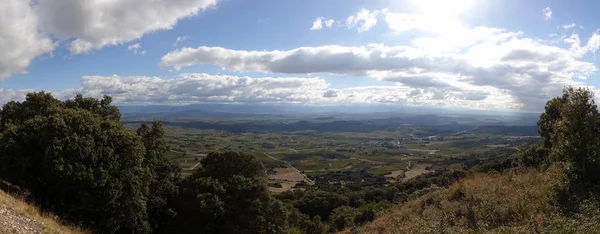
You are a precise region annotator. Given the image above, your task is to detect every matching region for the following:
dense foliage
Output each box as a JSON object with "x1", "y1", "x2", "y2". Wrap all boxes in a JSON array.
[
  {"x1": 0, "y1": 93, "x2": 152, "y2": 232},
  {"x1": 170, "y1": 151, "x2": 288, "y2": 234}
]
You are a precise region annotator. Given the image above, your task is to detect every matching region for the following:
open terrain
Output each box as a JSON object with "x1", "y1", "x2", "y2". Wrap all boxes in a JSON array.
[
  {"x1": 124, "y1": 114, "x2": 538, "y2": 192},
  {"x1": 0, "y1": 189, "x2": 84, "y2": 234},
  {"x1": 345, "y1": 167, "x2": 600, "y2": 234}
]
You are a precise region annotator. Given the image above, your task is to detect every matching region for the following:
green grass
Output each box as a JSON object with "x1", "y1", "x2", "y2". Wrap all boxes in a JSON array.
[{"x1": 367, "y1": 163, "x2": 408, "y2": 175}]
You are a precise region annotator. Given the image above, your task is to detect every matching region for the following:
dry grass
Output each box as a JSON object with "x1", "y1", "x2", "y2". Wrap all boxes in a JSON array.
[
  {"x1": 345, "y1": 167, "x2": 600, "y2": 234},
  {"x1": 0, "y1": 190, "x2": 85, "y2": 234}
]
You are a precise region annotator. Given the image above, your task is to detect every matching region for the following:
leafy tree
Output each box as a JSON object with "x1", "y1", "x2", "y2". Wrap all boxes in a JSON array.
[
  {"x1": 294, "y1": 191, "x2": 350, "y2": 220},
  {"x1": 538, "y1": 96, "x2": 565, "y2": 148},
  {"x1": 306, "y1": 215, "x2": 329, "y2": 234},
  {"x1": 516, "y1": 145, "x2": 547, "y2": 168},
  {"x1": 329, "y1": 206, "x2": 357, "y2": 231},
  {"x1": 171, "y1": 151, "x2": 287, "y2": 234},
  {"x1": 546, "y1": 87, "x2": 600, "y2": 184},
  {"x1": 136, "y1": 121, "x2": 181, "y2": 231},
  {"x1": 0, "y1": 92, "x2": 151, "y2": 233}
]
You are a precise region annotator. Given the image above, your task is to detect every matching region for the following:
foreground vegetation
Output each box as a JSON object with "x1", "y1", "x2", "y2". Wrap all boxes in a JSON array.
[
  {"x1": 346, "y1": 86, "x2": 600, "y2": 233},
  {"x1": 348, "y1": 167, "x2": 600, "y2": 233},
  {"x1": 0, "y1": 188, "x2": 84, "y2": 234},
  {"x1": 0, "y1": 86, "x2": 598, "y2": 233}
]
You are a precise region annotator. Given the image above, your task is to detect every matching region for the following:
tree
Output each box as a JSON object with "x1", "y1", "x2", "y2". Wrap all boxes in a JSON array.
[
  {"x1": 538, "y1": 96, "x2": 565, "y2": 148},
  {"x1": 546, "y1": 87, "x2": 600, "y2": 184},
  {"x1": 0, "y1": 92, "x2": 151, "y2": 233},
  {"x1": 329, "y1": 206, "x2": 357, "y2": 231},
  {"x1": 136, "y1": 121, "x2": 181, "y2": 231},
  {"x1": 294, "y1": 191, "x2": 349, "y2": 220},
  {"x1": 171, "y1": 151, "x2": 288, "y2": 234}
]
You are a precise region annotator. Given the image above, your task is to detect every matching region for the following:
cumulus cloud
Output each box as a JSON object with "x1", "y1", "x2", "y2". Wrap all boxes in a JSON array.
[
  {"x1": 311, "y1": 18, "x2": 324, "y2": 30},
  {"x1": 0, "y1": 89, "x2": 35, "y2": 105},
  {"x1": 161, "y1": 20, "x2": 600, "y2": 111},
  {"x1": 565, "y1": 33, "x2": 600, "y2": 57},
  {"x1": 77, "y1": 74, "x2": 330, "y2": 105},
  {"x1": 311, "y1": 17, "x2": 334, "y2": 30},
  {"x1": 0, "y1": 73, "x2": 517, "y2": 110},
  {"x1": 346, "y1": 9, "x2": 379, "y2": 32},
  {"x1": 34, "y1": 0, "x2": 217, "y2": 54},
  {"x1": 543, "y1": 7, "x2": 552, "y2": 20},
  {"x1": 0, "y1": 1, "x2": 55, "y2": 81}
]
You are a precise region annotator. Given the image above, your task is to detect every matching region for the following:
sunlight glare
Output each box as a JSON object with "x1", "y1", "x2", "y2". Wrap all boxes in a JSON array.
[{"x1": 412, "y1": 0, "x2": 474, "y2": 16}]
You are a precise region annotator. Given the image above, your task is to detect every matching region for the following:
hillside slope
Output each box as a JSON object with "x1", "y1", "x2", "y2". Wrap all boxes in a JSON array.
[
  {"x1": 345, "y1": 167, "x2": 600, "y2": 233},
  {"x1": 0, "y1": 190, "x2": 83, "y2": 234}
]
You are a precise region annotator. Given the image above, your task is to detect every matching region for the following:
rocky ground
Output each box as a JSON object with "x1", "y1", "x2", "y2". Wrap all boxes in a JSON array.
[{"x1": 0, "y1": 204, "x2": 43, "y2": 234}]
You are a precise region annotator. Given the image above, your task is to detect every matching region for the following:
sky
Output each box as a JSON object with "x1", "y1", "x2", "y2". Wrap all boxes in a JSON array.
[{"x1": 1, "y1": 0, "x2": 600, "y2": 112}]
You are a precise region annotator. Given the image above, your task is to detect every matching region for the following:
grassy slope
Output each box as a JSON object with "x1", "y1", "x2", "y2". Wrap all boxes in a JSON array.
[
  {"x1": 346, "y1": 167, "x2": 600, "y2": 234},
  {"x1": 0, "y1": 190, "x2": 84, "y2": 234}
]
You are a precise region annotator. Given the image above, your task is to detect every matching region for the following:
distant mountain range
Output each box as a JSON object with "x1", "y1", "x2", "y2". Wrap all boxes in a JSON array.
[{"x1": 119, "y1": 103, "x2": 540, "y2": 126}]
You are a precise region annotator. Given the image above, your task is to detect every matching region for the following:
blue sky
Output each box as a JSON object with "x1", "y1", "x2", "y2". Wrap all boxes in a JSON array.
[{"x1": 1, "y1": 0, "x2": 600, "y2": 111}]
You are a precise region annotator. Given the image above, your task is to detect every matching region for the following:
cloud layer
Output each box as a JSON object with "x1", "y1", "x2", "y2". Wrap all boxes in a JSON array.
[
  {"x1": 0, "y1": 73, "x2": 517, "y2": 110},
  {"x1": 161, "y1": 18, "x2": 600, "y2": 111}
]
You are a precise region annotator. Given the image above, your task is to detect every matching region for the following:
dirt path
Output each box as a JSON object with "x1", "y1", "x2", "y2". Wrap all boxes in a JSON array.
[
  {"x1": 188, "y1": 162, "x2": 200, "y2": 171},
  {"x1": 402, "y1": 168, "x2": 431, "y2": 182},
  {"x1": 265, "y1": 154, "x2": 312, "y2": 183}
]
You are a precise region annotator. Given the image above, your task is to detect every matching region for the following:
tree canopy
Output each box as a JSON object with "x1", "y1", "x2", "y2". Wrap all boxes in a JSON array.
[{"x1": 171, "y1": 151, "x2": 288, "y2": 234}]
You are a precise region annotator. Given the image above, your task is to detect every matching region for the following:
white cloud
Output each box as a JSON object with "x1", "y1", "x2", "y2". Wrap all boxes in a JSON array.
[
  {"x1": 0, "y1": 89, "x2": 35, "y2": 105},
  {"x1": 174, "y1": 36, "x2": 189, "y2": 46},
  {"x1": 325, "y1": 19, "x2": 335, "y2": 28},
  {"x1": 310, "y1": 17, "x2": 324, "y2": 31},
  {"x1": 0, "y1": 1, "x2": 55, "y2": 81},
  {"x1": 161, "y1": 21, "x2": 600, "y2": 111},
  {"x1": 34, "y1": 0, "x2": 217, "y2": 54},
  {"x1": 543, "y1": 7, "x2": 552, "y2": 20},
  {"x1": 311, "y1": 17, "x2": 334, "y2": 31},
  {"x1": 127, "y1": 43, "x2": 143, "y2": 54},
  {"x1": 2, "y1": 73, "x2": 516, "y2": 110},
  {"x1": 77, "y1": 74, "x2": 330, "y2": 105},
  {"x1": 565, "y1": 33, "x2": 600, "y2": 57},
  {"x1": 563, "y1": 23, "x2": 577, "y2": 30},
  {"x1": 346, "y1": 9, "x2": 379, "y2": 32}
]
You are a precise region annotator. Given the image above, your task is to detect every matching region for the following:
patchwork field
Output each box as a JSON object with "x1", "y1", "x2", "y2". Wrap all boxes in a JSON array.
[{"x1": 124, "y1": 117, "x2": 538, "y2": 190}]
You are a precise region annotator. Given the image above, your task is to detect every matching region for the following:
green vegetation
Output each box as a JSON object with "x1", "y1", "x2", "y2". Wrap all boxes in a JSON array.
[
  {"x1": 3, "y1": 87, "x2": 599, "y2": 233},
  {"x1": 349, "y1": 86, "x2": 600, "y2": 233},
  {"x1": 170, "y1": 151, "x2": 287, "y2": 233}
]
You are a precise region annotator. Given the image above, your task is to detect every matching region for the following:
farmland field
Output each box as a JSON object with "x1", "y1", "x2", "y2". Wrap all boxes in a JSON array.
[{"x1": 124, "y1": 115, "x2": 539, "y2": 192}]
